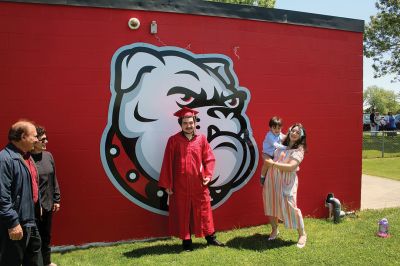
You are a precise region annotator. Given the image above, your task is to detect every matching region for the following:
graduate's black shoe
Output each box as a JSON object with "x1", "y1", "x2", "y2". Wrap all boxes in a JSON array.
[
  {"x1": 182, "y1": 239, "x2": 193, "y2": 251},
  {"x1": 205, "y1": 234, "x2": 225, "y2": 247},
  {"x1": 206, "y1": 239, "x2": 225, "y2": 247}
]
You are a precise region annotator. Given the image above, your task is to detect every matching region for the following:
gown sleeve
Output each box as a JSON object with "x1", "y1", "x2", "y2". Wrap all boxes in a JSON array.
[
  {"x1": 201, "y1": 135, "x2": 215, "y2": 178},
  {"x1": 158, "y1": 137, "x2": 174, "y2": 189}
]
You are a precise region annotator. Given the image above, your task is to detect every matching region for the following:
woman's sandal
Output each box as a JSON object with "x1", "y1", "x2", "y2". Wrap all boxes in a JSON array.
[
  {"x1": 268, "y1": 230, "x2": 280, "y2": 241},
  {"x1": 296, "y1": 234, "x2": 307, "y2": 248}
]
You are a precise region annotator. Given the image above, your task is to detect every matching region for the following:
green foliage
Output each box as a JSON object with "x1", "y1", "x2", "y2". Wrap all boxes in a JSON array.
[
  {"x1": 52, "y1": 208, "x2": 400, "y2": 265},
  {"x1": 206, "y1": 0, "x2": 275, "y2": 8},
  {"x1": 364, "y1": 0, "x2": 400, "y2": 81},
  {"x1": 363, "y1": 85, "x2": 400, "y2": 113}
]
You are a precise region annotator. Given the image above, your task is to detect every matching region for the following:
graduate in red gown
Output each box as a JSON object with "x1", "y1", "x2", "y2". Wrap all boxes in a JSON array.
[{"x1": 158, "y1": 107, "x2": 225, "y2": 251}]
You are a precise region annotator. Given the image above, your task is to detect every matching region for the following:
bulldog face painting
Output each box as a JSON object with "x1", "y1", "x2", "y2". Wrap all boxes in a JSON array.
[{"x1": 101, "y1": 43, "x2": 258, "y2": 215}]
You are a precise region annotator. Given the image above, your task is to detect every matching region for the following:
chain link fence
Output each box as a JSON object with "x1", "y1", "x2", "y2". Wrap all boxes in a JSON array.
[{"x1": 362, "y1": 131, "x2": 400, "y2": 158}]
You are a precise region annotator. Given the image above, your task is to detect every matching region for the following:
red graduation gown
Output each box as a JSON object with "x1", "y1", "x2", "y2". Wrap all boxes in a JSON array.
[{"x1": 159, "y1": 132, "x2": 216, "y2": 240}]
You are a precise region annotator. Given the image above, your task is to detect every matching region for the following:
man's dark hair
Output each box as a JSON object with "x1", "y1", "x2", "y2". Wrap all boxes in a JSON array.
[
  {"x1": 269, "y1": 116, "x2": 282, "y2": 128},
  {"x1": 36, "y1": 126, "x2": 46, "y2": 139},
  {"x1": 8, "y1": 120, "x2": 35, "y2": 141},
  {"x1": 178, "y1": 115, "x2": 197, "y2": 126}
]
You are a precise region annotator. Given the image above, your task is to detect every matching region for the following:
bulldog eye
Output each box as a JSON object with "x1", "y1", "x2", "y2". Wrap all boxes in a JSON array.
[
  {"x1": 177, "y1": 95, "x2": 195, "y2": 105},
  {"x1": 181, "y1": 95, "x2": 194, "y2": 103},
  {"x1": 224, "y1": 97, "x2": 239, "y2": 108},
  {"x1": 167, "y1": 86, "x2": 197, "y2": 106}
]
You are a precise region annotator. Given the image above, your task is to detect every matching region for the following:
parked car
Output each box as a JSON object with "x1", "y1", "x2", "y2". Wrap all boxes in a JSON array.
[
  {"x1": 362, "y1": 113, "x2": 385, "y2": 131},
  {"x1": 363, "y1": 113, "x2": 399, "y2": 131},
  {"x1": 395, "y1": 114, "x2": 400, "y2": 129},
  {"x1": 381, "y1": 114, "x2": 400, "y2": 130},
  {"x1": 363, "y1": 113, "x2": 371, "y2": 131}
]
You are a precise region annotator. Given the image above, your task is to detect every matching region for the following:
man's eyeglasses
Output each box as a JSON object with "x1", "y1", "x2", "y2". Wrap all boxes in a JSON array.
[{"x1": 38, "y1": 137, "x2": 48, "y2": 143}]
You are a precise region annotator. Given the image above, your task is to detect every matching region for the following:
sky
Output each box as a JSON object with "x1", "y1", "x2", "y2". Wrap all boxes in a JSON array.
[{"x1": 275, "y1": 0, "x2": 399, "y2": 94}]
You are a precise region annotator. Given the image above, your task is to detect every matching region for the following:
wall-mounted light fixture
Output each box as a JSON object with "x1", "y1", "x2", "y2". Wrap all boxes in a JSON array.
[
  {"x1": 128, "y1": 18, "x2": 140, "y2": 30},
  {"x1": 150, "y1": 21, "x2": 157, "y2": 34}
]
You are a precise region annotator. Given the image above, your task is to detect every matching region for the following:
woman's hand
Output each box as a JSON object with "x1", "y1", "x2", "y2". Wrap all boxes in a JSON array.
[{"x1": 264, "y1": 158, "x2": 274, "y2": 167}]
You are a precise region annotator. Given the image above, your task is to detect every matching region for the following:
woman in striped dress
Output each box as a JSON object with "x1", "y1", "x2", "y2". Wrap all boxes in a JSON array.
[{"x1": 262, "y1": 123, "x2": 307, "y2": 248}]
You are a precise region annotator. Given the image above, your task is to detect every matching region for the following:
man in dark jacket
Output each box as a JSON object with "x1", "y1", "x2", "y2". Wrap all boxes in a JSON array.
[
  {"x1": 0, "y1": 120, "x2": 43, "y2": 266},
  {"x1": 32, "y1": 126, "x2": 61, "y2": 266},
  {"x1": 369, "y1": 108, "x2": 376, "y2": 136}
]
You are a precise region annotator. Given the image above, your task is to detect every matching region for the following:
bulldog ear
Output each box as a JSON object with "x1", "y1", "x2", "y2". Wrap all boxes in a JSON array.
[
  {"x1": 203, "y1": 62, "x2": 225, "y2": 70},
  {"x1": 113, "y1": 49, "x2": 164, "y2": 92},
  {"x1": 201, "y1": 59, "x2": 234, "y2": 85}
]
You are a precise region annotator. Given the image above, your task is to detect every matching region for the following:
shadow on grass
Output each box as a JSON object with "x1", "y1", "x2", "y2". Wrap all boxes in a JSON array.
[
  {"x1": 226, "y1": 233, "x2": 296, "y2": 251},
  {"x1": 123, "y1": 233, "x2": 296, "y2": 257},
  {"x1": 123, "y1": 243, "x2": 209, "y2": 258}
]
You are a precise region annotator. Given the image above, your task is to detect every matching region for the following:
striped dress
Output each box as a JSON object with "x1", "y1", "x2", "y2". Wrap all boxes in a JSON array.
[{"x1": 262, "y1": 147, "x2": 305, "y2": 230}]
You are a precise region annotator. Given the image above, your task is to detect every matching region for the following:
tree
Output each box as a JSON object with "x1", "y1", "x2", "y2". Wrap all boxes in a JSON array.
[
  {"x1": 207, "y1": 0, "x2": 275, "y2": 8},
  {"x1": 364, "y1": 0, "x2": 400, "y2": 81},
  {"x1": 363, "y1": 85, "x2": 400, "y2": 114}
]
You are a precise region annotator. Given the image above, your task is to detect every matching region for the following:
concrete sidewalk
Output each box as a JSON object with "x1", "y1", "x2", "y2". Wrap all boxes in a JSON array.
[{"x1": 361, "y1": 174, "x2": 400, "y2": 210}]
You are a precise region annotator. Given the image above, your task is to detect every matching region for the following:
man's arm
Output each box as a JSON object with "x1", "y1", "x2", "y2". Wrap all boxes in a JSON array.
[
  {"x1": 0, "y1": 159, "x2": 20, "y2": 227},
  {"x1": 159, "y1": 137, "x2": 174, "y2": 194},
  {"x1": 202, "y1": 135, "x2": 215, "y2": 185},
  {"x1": 0, "y1": 158, "x2": 23, "y2": 240},
  {"x1": 49, "y1": 153, "x2": 61, "y2": 212}
]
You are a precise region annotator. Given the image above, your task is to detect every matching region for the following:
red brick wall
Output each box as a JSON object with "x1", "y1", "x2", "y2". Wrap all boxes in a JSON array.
[{"x1": 0, "y1": 2, "x2": 362, "y2": 245}]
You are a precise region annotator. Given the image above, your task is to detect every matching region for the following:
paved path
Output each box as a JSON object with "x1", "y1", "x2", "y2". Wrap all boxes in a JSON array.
[{"x1": 361, "y1": 174, "x2": 400, "y2": 209}]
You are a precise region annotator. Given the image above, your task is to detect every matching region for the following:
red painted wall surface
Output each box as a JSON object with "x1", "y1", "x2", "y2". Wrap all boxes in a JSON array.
[{"x1": 0, "y1": 2, "x2": 363, "y2": 246}]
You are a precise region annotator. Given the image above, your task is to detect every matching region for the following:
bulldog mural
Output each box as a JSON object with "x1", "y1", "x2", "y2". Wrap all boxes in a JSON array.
[{"x1": 100, "y1": 43, "x2": 258, "y2": 215}]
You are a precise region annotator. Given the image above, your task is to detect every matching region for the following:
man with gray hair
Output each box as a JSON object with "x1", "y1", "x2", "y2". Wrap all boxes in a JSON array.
[{"x1": 0, "y1": 120, "x2": 43, "y2": 266}]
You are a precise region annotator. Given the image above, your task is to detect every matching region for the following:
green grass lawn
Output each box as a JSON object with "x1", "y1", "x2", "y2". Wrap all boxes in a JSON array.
[
  {"x1": 362, "y1": 157, "x2": 400, "y2": 181},
  {"x1": 362, "y1": 132, "x2": 400, "y2": 158},
  {"x1": 362, "y1": 131, "x2": 400, "y2": 180},
  {"x1": 53, "y1": 208, "x2": 400, "y2": 265}
]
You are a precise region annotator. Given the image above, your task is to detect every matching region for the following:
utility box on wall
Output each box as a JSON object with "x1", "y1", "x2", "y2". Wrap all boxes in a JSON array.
[{"x1": 0, "y1": 0, "x2": 363, "y2": 246}]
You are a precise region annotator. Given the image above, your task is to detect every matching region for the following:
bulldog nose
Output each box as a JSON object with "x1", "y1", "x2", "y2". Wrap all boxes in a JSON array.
[
  {"x1": 208, "y1": 108, "x2": 234, "y2": 120},
  {"x1": 207, "y1": 125, "x2": 219, "y2": 140},
  {"x1": 206, "y1": 108, "x2": 242, "y2": 134}
]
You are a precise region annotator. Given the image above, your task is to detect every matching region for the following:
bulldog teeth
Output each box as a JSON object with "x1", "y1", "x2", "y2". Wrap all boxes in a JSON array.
[{"x1": 207, "y1": 125, "x2": 219, "y2": 139}]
